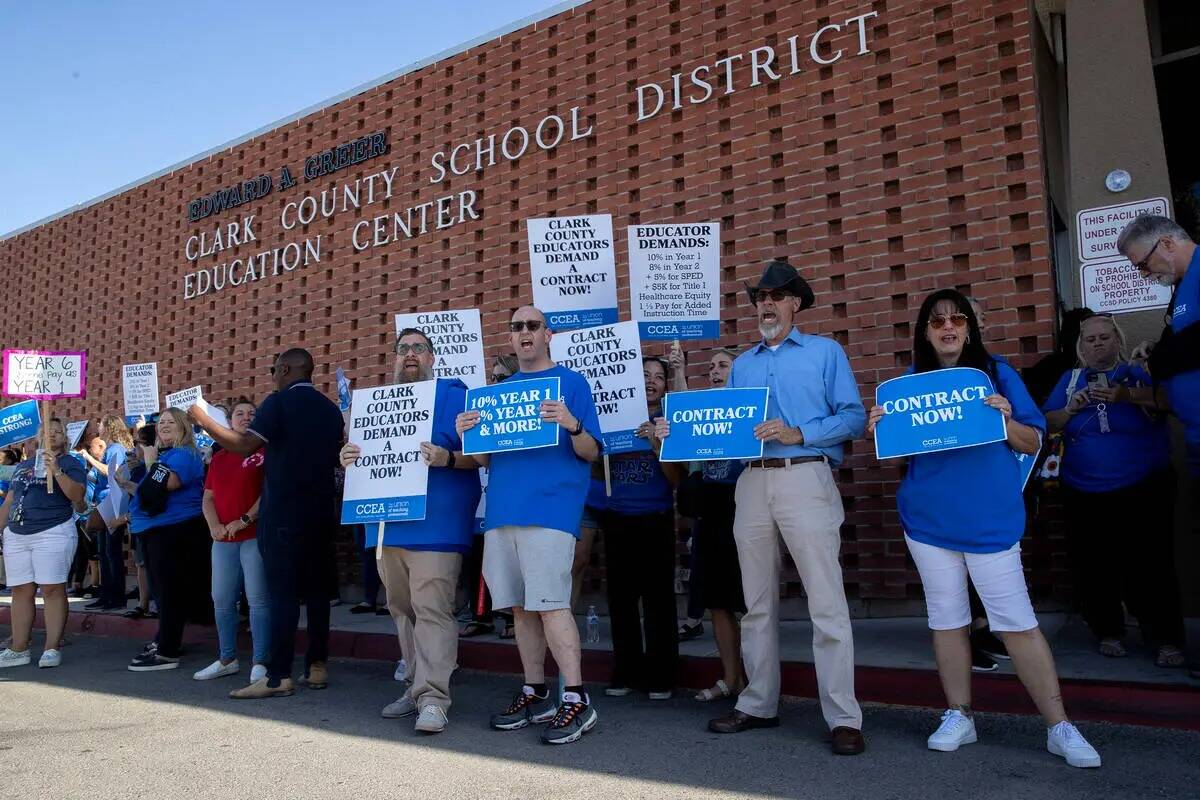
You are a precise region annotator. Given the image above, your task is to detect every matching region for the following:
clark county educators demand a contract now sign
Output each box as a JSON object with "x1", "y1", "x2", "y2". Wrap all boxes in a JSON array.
[
  {"x1": 527, "y1": 214, "x2": 618, "y2": 332},
  {"x1": 341, "y1": 380, "x2": 437, "y2": 524},
  {"x1": 462, "y1": 376, "x2": 561, "y2": 455},
  {"x1": 873, "y1": 367, "x2": 1006, "y2": 459},
  {"x1": 660, "y1": 387, "x2": 768, "y2": 462}
]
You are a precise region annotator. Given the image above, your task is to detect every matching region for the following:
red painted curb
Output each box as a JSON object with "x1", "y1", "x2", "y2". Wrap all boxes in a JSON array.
[{"x1": 5, "y1": 606, "x2": 1197, "y2": 730}]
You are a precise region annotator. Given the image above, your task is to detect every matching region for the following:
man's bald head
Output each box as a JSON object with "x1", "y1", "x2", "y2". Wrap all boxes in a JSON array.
[{"x1": 273, "y1": 347, "x2": 315, "y2": 389}]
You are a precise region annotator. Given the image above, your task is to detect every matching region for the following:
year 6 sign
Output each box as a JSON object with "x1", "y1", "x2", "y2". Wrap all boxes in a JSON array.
[{"x1": 462, "y1": 377, "x2": 561, "y2": 455}]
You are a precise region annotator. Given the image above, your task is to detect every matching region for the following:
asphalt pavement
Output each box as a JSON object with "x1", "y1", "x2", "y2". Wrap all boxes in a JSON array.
[{"x1": 2, "y1": 629, "x2": 1198, "y2": 800}]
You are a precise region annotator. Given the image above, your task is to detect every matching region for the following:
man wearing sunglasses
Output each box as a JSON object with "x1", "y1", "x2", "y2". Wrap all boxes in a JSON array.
[{"x1": 454, "y1": 305, "x2": 603, "y2": 745}]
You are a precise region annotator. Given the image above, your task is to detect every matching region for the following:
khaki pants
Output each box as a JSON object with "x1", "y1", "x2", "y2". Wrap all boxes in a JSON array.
[
  {"x1": 377, "y1": 548, "x2": 462, "y2": 712},
  {"x1": 733, "y1": 462, "x2": 862, "y2": 730}
]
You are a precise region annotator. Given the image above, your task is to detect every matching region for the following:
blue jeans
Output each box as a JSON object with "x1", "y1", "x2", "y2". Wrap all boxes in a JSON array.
[{"x1": 211, "y1": 538, "x2": 270, "y2": 664}]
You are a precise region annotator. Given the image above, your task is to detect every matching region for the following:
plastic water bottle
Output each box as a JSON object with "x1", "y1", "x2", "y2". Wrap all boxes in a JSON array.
[
  {"x1": 33, "y1": 448, "x2": 47, "y2": 479},
  {"x1": 585, "y1": 605, "x2": 600, "y2": 644}
]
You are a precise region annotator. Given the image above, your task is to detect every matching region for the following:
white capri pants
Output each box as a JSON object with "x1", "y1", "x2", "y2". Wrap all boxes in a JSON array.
[
  {"x1": 905, "y1": 535, "x2": 1039, "y2": 633},
  {"x1": 2, "y1": 519, "x2": 79, "y2": 586}
]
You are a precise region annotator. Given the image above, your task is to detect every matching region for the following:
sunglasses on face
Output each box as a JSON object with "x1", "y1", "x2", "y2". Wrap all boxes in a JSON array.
[
  {"x1": 509, "y1": 320, "x2": 545, "y2": 333},
  {"x1": 928, "y1": 313, "x2": 969, "y2": 329},
  {"x1": 395, "y1": 343, "x2": 431, "y2": 355},
  {"x1": 755, "y1": 289, "x2": 792, "y2": 303},
  {"x1": 1132, "y1": 240, "x2": 1161, "y2": 274}
]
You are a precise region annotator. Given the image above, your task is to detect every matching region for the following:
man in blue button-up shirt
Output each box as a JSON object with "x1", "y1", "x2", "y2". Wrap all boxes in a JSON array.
[{"x1": 706, "y1": 259, "x2": 867, "y2": 755}]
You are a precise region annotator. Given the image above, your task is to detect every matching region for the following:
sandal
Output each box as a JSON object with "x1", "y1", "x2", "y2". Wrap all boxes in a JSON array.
[
  {"x1": 1098, "y1": 638, "x2": 1126, "y2": 658},
  {"x1": 459, "y1": 621, "x2": 491, "y2": 638},
  {"x1": 694, "y1": 679, "x2": 733, "y2": 702},
  {"x1": 498, "y1": 622, "x2": 516, "y2": 640},
  {"x1": 1156, "y1": 645, "x2": 1186, "y2": 669}
]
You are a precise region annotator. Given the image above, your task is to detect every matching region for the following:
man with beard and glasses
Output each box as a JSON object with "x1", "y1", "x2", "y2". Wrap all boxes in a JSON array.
[
  {"x1": 338, "y1": 327, "x2": 481, "y2": 734},
  {"x1": 660, "y1": 258, "x2": 867, "y2": 754}
]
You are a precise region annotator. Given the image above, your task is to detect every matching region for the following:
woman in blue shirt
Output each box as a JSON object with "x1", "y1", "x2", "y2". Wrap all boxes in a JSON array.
[
  {"x1": 868, "y1": 289, "x2": 1100, "y2": 768},
  {"x1": 1043, "y1": 314, "x2": 1184, "y2": 667},
  {"x1": 598, "y1": 357, "x2": 684, "y2": 699},
  {"x1": 116, "y1": 407, "x2": 210, "y2": 672}
]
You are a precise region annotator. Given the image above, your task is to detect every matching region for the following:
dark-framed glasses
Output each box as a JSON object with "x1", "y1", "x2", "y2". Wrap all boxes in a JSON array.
[
  {"x1": 1132, "y1": 240, "x2": 1161, "y2": 275},
  {"x1": 395, "y1": 343, "x2": 431, "y2": 355},
  {"x1": 509, "y1": 320, "x2": 545, "y2": 332}
]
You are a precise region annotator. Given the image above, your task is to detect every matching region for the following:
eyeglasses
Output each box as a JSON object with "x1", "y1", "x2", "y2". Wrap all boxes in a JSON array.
[
  {"x1": 509, "y1": 320, "x2": 545, "y2": 333},
  {"x1": 395, "y1": 343, "x2": 431, "y2": 355},
  {"x1": 754, "y1": 289, "x2": 792, "y2": 303},
  {"x1": 928, "y1": 313, "x2": 969, "y2": 329},
  {"x1": 1132, "y1": 240, "x2": 1161, "y2": 274}
]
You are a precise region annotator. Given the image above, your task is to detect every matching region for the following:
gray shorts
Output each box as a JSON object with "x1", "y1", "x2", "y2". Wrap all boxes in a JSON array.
[{"x1": 482, "y1": 525, "x2": 575, "y2": 612}]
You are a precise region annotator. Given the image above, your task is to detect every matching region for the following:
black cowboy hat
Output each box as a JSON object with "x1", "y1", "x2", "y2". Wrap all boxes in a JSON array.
[{"x1": 744, "y1": 257, "x2": 815, "y2": 311}]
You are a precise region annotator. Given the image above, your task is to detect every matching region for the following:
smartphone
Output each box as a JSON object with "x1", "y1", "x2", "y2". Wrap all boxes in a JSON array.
[{"x1": 1086, "y1": 372, "x2": 1109, "y2": 390}]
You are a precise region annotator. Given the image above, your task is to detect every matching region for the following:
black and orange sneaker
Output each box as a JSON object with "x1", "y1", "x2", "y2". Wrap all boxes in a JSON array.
[
  {"x1": 540, "y1": 691, "x2": 598, "y2": 745},
  {"x1": 490, "y1": 685, "x2": 557, "y2": 730}
]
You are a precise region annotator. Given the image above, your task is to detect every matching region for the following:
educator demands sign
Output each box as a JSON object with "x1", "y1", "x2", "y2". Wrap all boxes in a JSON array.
[
  {"x1": 3, "y1": 350, "x2": 87, "y2": 399},
  {"x1": 394, "y1": 309, "x2": 486, "y2": 388},
  {"x1": 341, "y1": 380, "x2": 436, "y2": 524},
  {"x1": 873, "y1": 367, "x2": 1006, "y2": 459},
  {"x1": 628, "y1": 222, "x2": 720, "y2": 340},
  {"x1": 122, "y1": 362, "x2": 160, "y2": 417},
  {"x1": 550, "y1": 320, "x2": 648, "y2": 454},
  {"x1": 660, "y1": 387, "x2": 768, "y2": 462},
  {"x1": 527, "y1": 214, "x2": 617, "y2": 331},
  {"x1": 462, "y1": 376, "x2": 560, "y2": 455},
  {"x1": 164, "y1": 386, "x2": 228, "y2": 427},
  {"x1": 0, "y1": 399, "x2": 40, "y2": 449}
]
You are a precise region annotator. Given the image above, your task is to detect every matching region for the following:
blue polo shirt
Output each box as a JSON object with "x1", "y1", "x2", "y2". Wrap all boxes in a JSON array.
[
  {"x1": 249, "y1": 380, "x2": 344, "y2": 531},
  {"x1": 898, "y1": 361, "x2": 1045, "y2": 554},
  {"x1": 365, "y1": 379, "x2": 481, "y2": 553},
  {"x1": 729, "y1": 328, "x2": 866, "y2": 465},
  {"x1": 1168, "y1": 248, "x2": 1200, "y2": 473},
  {"x1": 128, "y1": 446, "x2": 206, "y2": 533},
  {"x1": 483, "y1": 364, "x2": 602, "y2": 539},
  {"x1": 1043, "y1": 363, "x2": 1170, "y2": 493}
]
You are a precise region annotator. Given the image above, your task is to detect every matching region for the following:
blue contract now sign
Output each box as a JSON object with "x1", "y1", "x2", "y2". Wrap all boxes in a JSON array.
[
  {"x1": 0, "y1": 399, "x2": 41, "y2": 449},
  {"x1": 873, "y1": 367, "x2": 1006, "y2": 459}
]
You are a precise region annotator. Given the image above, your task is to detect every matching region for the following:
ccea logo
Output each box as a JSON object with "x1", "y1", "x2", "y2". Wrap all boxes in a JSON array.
[
  {"x1": 355, "y1": 502, "x2": 386, "y2": 515},
  {"x1": 550, "y1": 313, "x2": 582, "y2": 326},
  {"x1": 647, "y1": 324, "x2": 682, "y2": 335}
]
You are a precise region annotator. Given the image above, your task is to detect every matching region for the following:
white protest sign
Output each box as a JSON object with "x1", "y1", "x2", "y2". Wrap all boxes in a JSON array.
[
  {"x1": 66, "y1": 420, "x2": 89, "y2": 450},
  {"x1": 1080, "y1": 256, "x2": 1172, "y2": 315},
  {"x1": 2, "y1": 350, "x2": 87, "y2": 399},
  {"x1": 550, "y1": 320, "x2": 649, "y2": 454},
  {"x1": 165, "y1": 386, "x2": 228, "y2": 427},
  {"x1": 394, "y1": 309, "x2": 486, "y2": 389},
  {"x1": 627, "y1": 222, "x2": 721, "y2": 340},
  {"x1": 1076, "y1": 197, "x2": 1169, "y2": 262},
  {"x1": 122, "y1": 362, "x2": 160, "y2": 417},
  {"x1": 527, "y1": 214, "x2": 618, "y2": 331},
  {"x1": 340, "y1": 380, "x2": 437, "y2": 524}
]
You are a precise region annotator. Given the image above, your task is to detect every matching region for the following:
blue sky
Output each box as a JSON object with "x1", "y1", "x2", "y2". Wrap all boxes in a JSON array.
[{"x1": 0, "y1": 0, "x2": 567, "y2": 236}]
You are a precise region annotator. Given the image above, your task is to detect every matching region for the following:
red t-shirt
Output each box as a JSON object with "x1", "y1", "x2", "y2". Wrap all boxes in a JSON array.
[{"x1": 203, "y1": 448, "x2": 265, "y2": 542}]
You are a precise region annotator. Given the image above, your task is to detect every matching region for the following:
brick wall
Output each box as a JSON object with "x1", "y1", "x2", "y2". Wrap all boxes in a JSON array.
[{"x1": 0, "y1": 0, "x2": 1058, "y2": 613}]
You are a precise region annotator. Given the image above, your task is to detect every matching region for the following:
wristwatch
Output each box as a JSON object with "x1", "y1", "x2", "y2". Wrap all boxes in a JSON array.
[
  {"x1": 446, "y1": 450, "x2": 456, "y2": 468},
  {"x1": 569, "y1": 419, "x2": 584, "y2": 436},
  {"x1": 240, "y1": 514, "x2": 253, "y2": 525}
]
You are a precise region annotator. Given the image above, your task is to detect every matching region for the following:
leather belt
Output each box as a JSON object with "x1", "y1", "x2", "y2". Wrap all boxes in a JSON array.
[{"x1": 747, "y1": 456, "x2": 826, "y2": 469}]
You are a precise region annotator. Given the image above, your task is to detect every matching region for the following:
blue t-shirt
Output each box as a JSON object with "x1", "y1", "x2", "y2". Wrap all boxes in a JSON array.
[
  {"x1": 898, "y1": 361, "x2": 1045, "y2": 554},
  {"x1": 1043, "y1": 363, "x2": 1170, "y2": 493},
  {"x1": 584, "y1": 478, "x2": 608, "y2": 512},
  {"x1": 366, "y1": 379, "x2": 482, "y2": 554},
  {"x1": 249, "y1": 380, "x2": 344, "y2": 530},
  {"x1": 4, "y1": 455, "x2": 87, "y2": 535},
  {"x1": 606, "y1": 451, "x2": 673, "y2": 515},
  {"x1": 77, "y1": 453, "x2": 101, "y2": 522},
  {"x1": 128, "y1": 447, "x2": 206, "y2": 533},
  {"x1": 701, "y1": 458, "x2": 745, "y2": 485},
  {"x1": 483, "y1": 364, "x2": 603, "y2": 539},
  {"x1": 1168, "y1": 248, "x2": 1200, "y2": 473}
]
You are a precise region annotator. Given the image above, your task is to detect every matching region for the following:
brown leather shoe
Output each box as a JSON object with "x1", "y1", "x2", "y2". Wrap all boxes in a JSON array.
[
  {"x1": 831, "y1": 726, "x2": 866, "y2": 755},
  {"x1": 302, "y1": 662, "x2": 328, "y2": 690},
  {"x1": 708, "y1": 709, "x2": 781, "y2": 734},
  {"x1": 230, "y1": 677, "x2": 295, "y2": 699}
]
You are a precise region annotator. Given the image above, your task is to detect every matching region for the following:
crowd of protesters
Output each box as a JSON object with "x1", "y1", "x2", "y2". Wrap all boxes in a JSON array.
[{"x1": 3, "y1": 215, "x2": 1199, "y2": 766}]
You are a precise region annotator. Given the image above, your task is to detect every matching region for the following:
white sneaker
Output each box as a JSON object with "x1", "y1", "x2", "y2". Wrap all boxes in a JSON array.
[
  {"x1": 393, "y1": 659, "x2": 408, "y2": 682},
  {"x1": 414, "y1": 704, "x2": 448, "y2": 733},
  {"x1": 381, "y1": 694, "x2": 417, "y2": 718},
  {"x1": 38, "y1": 649, "x2": 62, "y2": 669},
  {"x1": 193, "y1": 659, "x2": 240, "y2": 681},
  {"x1": 0, "y1": 648, "x2": 31, "y2": 668},
  {"x1": 648, "y1": 690, "x2": 673, "y2": 701},
  {"x1": 250, "y1": 664, "x2": 268, "y2": 683},
  {"x1": 927, "y1": 709, "x2": 977, "y2": 752},
  {"x1": 1047, "y1": 721, "x2": 1101, "y2": 768}
]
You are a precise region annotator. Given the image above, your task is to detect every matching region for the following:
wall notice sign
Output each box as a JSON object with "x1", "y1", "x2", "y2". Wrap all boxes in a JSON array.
[
  {"x1": 550, "y1": 320, "x2": 649, "y2": 454},
  {"x1": 527, "y1": 214, "x2": 618, "y2": 332},
  {"x1": 122, "y1": 362, "x2": 160, "y2": 417},
  {"x1": 628, "y1": 222, "x2": 721, "y2": 340},
  {"x1": 394, "y1": 309, "x2": 486, "y2": 389},
  {"x1": 340, "y1": 380, "x2": 436, "y2": 524},
  {"x1": 2, "y1": 350, "x2": 87, "y2": 399},
  {"x1": 1080, "y1": 256, "x2": 1172, "y2": 315},
  {"x1": 1076, "y1": 197, "x2": 1169, "y2": 262}
]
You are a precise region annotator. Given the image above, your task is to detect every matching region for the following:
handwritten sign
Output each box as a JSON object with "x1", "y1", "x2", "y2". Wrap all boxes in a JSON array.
[
  {"x1": 873, "y1": 368, "x2": 1006, "y2": 459},
  {"x1": 341, "y1": 380, "x2": 436, "y2": 524},
  {"x1": 527, "y1": 214, "x2": 618, "y2": 331},
  {"x1": 122, "y1": 362, "x2": 160, "y2": 417},
  {"x1": 628, "y1": 222, "x2": 721, "y2": 340},
  {"x1": 462, "y1": 376, "x2": 561, "y2": 455},
  {"x1": 394, "y1": 309, "x2": 486, "y2": 389},
  {"x1": 3, "y1": 350, "x2": 86, "y2": 399},
  {"x1": 0, "y1": 399, "x2": 40, "y2": 449},
  {"x1": 660, "y1": 387, "x2": 768, "y2": 462},
  {"x1": 550, "y1": 320, "x2": 648, "y2": 454},
  {"x1": 165, "y1": 386, "x2": 229, "y2": 427}
]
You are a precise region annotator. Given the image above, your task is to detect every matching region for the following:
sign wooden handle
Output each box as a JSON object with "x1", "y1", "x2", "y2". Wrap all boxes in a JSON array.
[
  {"x1": 603, "y1": 452, "x2": 612, "y2": 497},
  {"x1": 43, "y1": 400, "x2": 54, "y2": 494},
  {"x1": 375, "y1": 520, "x2": 385, "y2": 561}
]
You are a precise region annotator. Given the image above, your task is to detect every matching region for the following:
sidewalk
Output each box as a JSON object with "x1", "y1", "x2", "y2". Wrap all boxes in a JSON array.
[{"x1": 3, "y1": 593, "x2": 1198, "y2": 729}]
